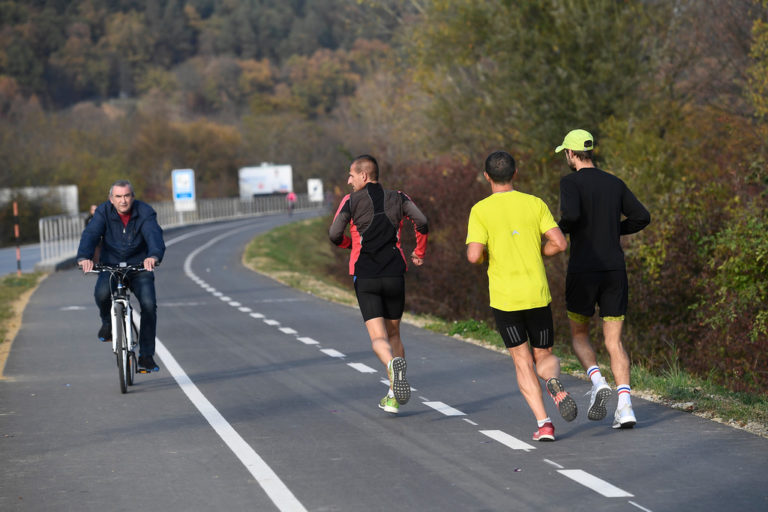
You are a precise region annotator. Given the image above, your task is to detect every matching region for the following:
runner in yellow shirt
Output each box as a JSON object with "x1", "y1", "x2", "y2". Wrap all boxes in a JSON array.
[{"x1": 466, "y1": 151, "x2": 576, "y2": 441}]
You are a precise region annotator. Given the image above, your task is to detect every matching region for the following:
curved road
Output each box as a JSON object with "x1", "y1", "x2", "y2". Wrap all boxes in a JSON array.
[{"x1": 1, "y1": 214, "x2": 766, "y2": 511}]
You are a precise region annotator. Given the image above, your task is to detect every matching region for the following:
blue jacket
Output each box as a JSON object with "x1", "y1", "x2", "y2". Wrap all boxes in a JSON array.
[{"x1": 77, "y1": 200, "x2": 165, "y2": 266}]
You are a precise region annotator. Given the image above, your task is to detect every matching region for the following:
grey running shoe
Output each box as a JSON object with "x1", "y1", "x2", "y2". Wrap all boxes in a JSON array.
[
  {"x1": 546, "y1": 377, "x2": 577, "y2": 422},
  {"x1": 388, "y1": 357, "x2": 410, "y2": 405},
  {"x1": 587, "y1": 380, "x2": 612, "y2": 420},
  {"x1": 612, "y1": 404, "x2": 637, "y2": 429}
]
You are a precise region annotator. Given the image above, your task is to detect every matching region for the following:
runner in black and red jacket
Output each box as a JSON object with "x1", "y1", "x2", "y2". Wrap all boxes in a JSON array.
[{"x1": 329, "y1": 155, "x2": 428, "y2": 415}]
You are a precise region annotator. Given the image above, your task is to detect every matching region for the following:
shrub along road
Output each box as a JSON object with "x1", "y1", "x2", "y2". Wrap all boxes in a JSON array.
[{"x1": 1, "y1": 214, "x2": 766, "y2": 512}]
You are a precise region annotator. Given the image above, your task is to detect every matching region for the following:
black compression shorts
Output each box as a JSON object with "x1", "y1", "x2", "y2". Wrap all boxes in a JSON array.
[
  {"x1": 491, "y1": 305, "x2": 554, "y2": 349},
  {"x1": 354, "y1": 276, "x2": 405, "y2": 322},
  {"x1": 566, "y1": 270, "x2": 628, "y2": 318}
]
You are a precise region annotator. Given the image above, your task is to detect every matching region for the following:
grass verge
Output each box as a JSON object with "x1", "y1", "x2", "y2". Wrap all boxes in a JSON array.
[
  {"x1": 244, "y1": 217, "x2": 767, "y2": 437},
  {"x1": 0, "y1": 272, "x2": 45, "y2": 378}
]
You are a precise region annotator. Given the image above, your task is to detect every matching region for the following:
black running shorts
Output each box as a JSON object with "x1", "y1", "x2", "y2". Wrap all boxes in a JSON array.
[
  {"x1": 354, "y1": 276, "x2": 405, "y2": 322},
  {"x1": 491, "y1": 305, "x2": 554, "y2": 349},
  {"x1": 565, "y1": 270, "x2": 628, "y2": 318}
]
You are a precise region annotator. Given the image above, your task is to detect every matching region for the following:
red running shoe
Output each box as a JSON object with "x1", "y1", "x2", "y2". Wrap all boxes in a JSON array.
[
  {"x1": 532, "y1": 422, "x2": 555, "y2": 442},
  {"x1": 546, "y1": 377, "x2": 578, "y2": 422}
]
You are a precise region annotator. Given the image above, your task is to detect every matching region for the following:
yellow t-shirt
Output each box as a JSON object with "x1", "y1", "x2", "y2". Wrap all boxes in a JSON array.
[{"x1": 466, "y1": 191, "x2": 558, "y2": 311}]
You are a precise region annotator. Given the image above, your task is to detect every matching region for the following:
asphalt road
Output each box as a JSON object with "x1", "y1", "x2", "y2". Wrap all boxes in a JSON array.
[{"x1": 1, "y1": 213, "x2": 766, "y2": 512}]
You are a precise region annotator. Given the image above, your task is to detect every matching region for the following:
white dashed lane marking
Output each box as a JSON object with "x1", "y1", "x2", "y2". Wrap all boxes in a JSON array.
[
  {"x1": 479, "y1": 430, "x2": 536, "y2": 452},
  {"x1": 279, "y1": 327, "x2": 297, "y2": 334},
  {"x1": 423, "y1": 401, "x2": 466, "y2": 416},
  {"x1": 558, "y1": 470, "x2": 634, "y2": 498},
  {"x1": 348, "y1": 362, "x2": 377, "y2": 373},
  {"x1": 297, "y1": 337, "x2": 319, "y2": 345},
  {"x1": 320, "y1": 348, "x2": 345, "y2": 358}
]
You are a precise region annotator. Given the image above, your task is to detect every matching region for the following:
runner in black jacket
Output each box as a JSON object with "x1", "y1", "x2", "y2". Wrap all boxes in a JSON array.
[
  {"x1": 329, "y1": 155, "x2": 428, "y2": 415},
  {"x1": 555, "y1": 129, "x2": 650, "y2": 430}
]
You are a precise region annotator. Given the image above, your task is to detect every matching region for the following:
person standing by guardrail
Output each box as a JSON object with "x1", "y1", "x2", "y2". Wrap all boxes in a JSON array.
[{"x1": 76, "y1": 180, "x2": 166, "y2": 372}]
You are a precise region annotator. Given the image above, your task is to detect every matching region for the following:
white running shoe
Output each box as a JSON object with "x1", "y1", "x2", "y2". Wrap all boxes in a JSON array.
[
  {"x1": 612, "y1": 403, "x2": 637, "y2": 429},
  {"x1": 587, "y1": 380, "x2": 612, "y2": 421}
]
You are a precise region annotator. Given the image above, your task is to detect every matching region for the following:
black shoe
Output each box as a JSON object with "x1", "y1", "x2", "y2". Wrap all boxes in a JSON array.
[
  {"x1": 138, "y1": 355, "x2": 160, "y2": 372},
  {"x1": 98, "y1": 324, "x2": 111, "y2": 342}
]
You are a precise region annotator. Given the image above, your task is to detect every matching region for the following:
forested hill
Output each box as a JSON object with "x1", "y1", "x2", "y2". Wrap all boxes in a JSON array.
[{"x1": 0, "y1": 0, "x2": 399, "y2": 109}]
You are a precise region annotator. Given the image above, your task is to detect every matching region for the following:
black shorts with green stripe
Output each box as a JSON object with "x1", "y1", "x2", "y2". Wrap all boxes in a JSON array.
[{"x1": 566, "y1": 269, "x2": 628, "y2": 320}]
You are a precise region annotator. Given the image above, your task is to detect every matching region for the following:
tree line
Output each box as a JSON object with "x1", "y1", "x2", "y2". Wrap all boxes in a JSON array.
[{"x1": 0, "y1": 0, "x2": 766, "y2": 393}]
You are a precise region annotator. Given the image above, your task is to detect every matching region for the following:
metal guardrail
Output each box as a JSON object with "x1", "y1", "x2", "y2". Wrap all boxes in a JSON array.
[{"x1": 37, "y1": 194, "x2": 323, "y2": 270}]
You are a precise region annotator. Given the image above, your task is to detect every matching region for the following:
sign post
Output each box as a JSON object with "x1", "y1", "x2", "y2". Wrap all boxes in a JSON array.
[
  {"x1": 307, "y1": 179, "x2": 324, "y2": 203},
  {"x1": 172, "y1": 169, "x2": 196, "y2": 224}
]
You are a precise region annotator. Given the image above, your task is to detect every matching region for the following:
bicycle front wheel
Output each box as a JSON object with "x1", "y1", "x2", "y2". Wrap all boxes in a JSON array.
[{"x1": 114, "y1": 303, "x2": 128, "y2": 394}]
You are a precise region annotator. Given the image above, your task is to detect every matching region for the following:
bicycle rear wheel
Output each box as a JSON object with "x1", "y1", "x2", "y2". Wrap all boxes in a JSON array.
[{"x1": 114, "y1": 303, "x2": 128, "y2": 394}]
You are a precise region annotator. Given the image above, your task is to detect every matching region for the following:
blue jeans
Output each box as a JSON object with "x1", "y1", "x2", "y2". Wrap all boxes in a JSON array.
[{"x1": 94, "y1": 270, "x2": 157, "y2": 357}]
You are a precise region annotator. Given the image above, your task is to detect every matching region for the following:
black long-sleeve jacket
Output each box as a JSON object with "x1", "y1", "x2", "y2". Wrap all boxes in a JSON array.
[{"x1": 559, "y1": 167, "x2": 650, "y2": 273}]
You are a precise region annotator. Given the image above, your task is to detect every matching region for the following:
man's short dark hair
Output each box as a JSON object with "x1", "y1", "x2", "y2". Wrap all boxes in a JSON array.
[
  {"x1": 109, "y1": 180, "x2": 134, "y2": 197},
  {"x1": 352, "y1": 154, "x2": 379, "y2": 181},
  {"x1": 484, "y1": 151, "x2": 516, "y2": 184},
  {"x1": 569, "y1": 150, "x2": 594, "y2": 162}
]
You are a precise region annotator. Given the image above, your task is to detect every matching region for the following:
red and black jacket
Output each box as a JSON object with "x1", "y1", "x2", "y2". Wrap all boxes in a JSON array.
[{"x1": 329, "y1": 183, "x2": 428, "y2": 277}]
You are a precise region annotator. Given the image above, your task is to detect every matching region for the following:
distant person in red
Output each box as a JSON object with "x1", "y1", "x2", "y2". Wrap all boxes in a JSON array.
[
  {"x1": 329, "y1": 155, "x2": 429, "y2": 415},
  {"x1": 286, "y1": 191, "x2": 297, "y2": 215}
]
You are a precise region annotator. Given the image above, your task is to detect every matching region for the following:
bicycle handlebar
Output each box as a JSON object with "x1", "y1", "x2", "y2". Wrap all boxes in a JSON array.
[{"x1": 85, "y1": 263, "x2": 152, "y2": 275}]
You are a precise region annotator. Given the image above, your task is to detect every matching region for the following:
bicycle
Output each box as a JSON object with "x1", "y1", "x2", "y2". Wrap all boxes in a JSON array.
[{"x1": 87, "y1": 263, "x2": 151, "y2": 393}]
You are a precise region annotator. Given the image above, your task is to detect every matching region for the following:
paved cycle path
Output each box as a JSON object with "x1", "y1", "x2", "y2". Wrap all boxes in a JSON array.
[{"x1": 1, "y1": 214, "x2": 767, "y2": 512}]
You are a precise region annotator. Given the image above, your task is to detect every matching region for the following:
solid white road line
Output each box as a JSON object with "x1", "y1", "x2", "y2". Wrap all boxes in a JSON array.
[
  {"x1": 558, "y1": 469, "x2": 634, "y2": 498},
  {"x1": 479, "y1": 430, "x2": 536, "y2": 452},
  {"x1": 155, "y1": 339, "x2": 308, "y2": 512},
  {"x1": 423, "y1": 401, "x2": 466, "y2": 416}
]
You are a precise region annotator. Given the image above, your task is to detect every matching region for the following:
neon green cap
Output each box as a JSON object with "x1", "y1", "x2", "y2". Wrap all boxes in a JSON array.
[{"x1": 555, "y1": 129, "x2": 594, "y2": 153}]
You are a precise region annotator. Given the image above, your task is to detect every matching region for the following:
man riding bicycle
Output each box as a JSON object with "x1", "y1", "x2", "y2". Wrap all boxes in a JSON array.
[{"x1": 77, "y1": 180, "x2": 166, "y2": 372}]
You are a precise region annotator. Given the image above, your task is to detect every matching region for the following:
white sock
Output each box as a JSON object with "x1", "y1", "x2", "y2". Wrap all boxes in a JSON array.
[
  {"x1": 587, "y1": 366, "x2": 604, "y2": 386},
  {"x1": 617, "y1": 385, "x2": 632, "y2": 407},
  {"x1": 387, "y1": 389, "x2": 395, "y2": 398},
  {"x1": 537, "y1": 417, "x2": 552, "y2": 428}
]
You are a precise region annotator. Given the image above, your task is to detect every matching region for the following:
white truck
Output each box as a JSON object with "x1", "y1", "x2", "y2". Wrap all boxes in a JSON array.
[{"x1": 238, "y1": 163, "x2": 293, "y2": 198}]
